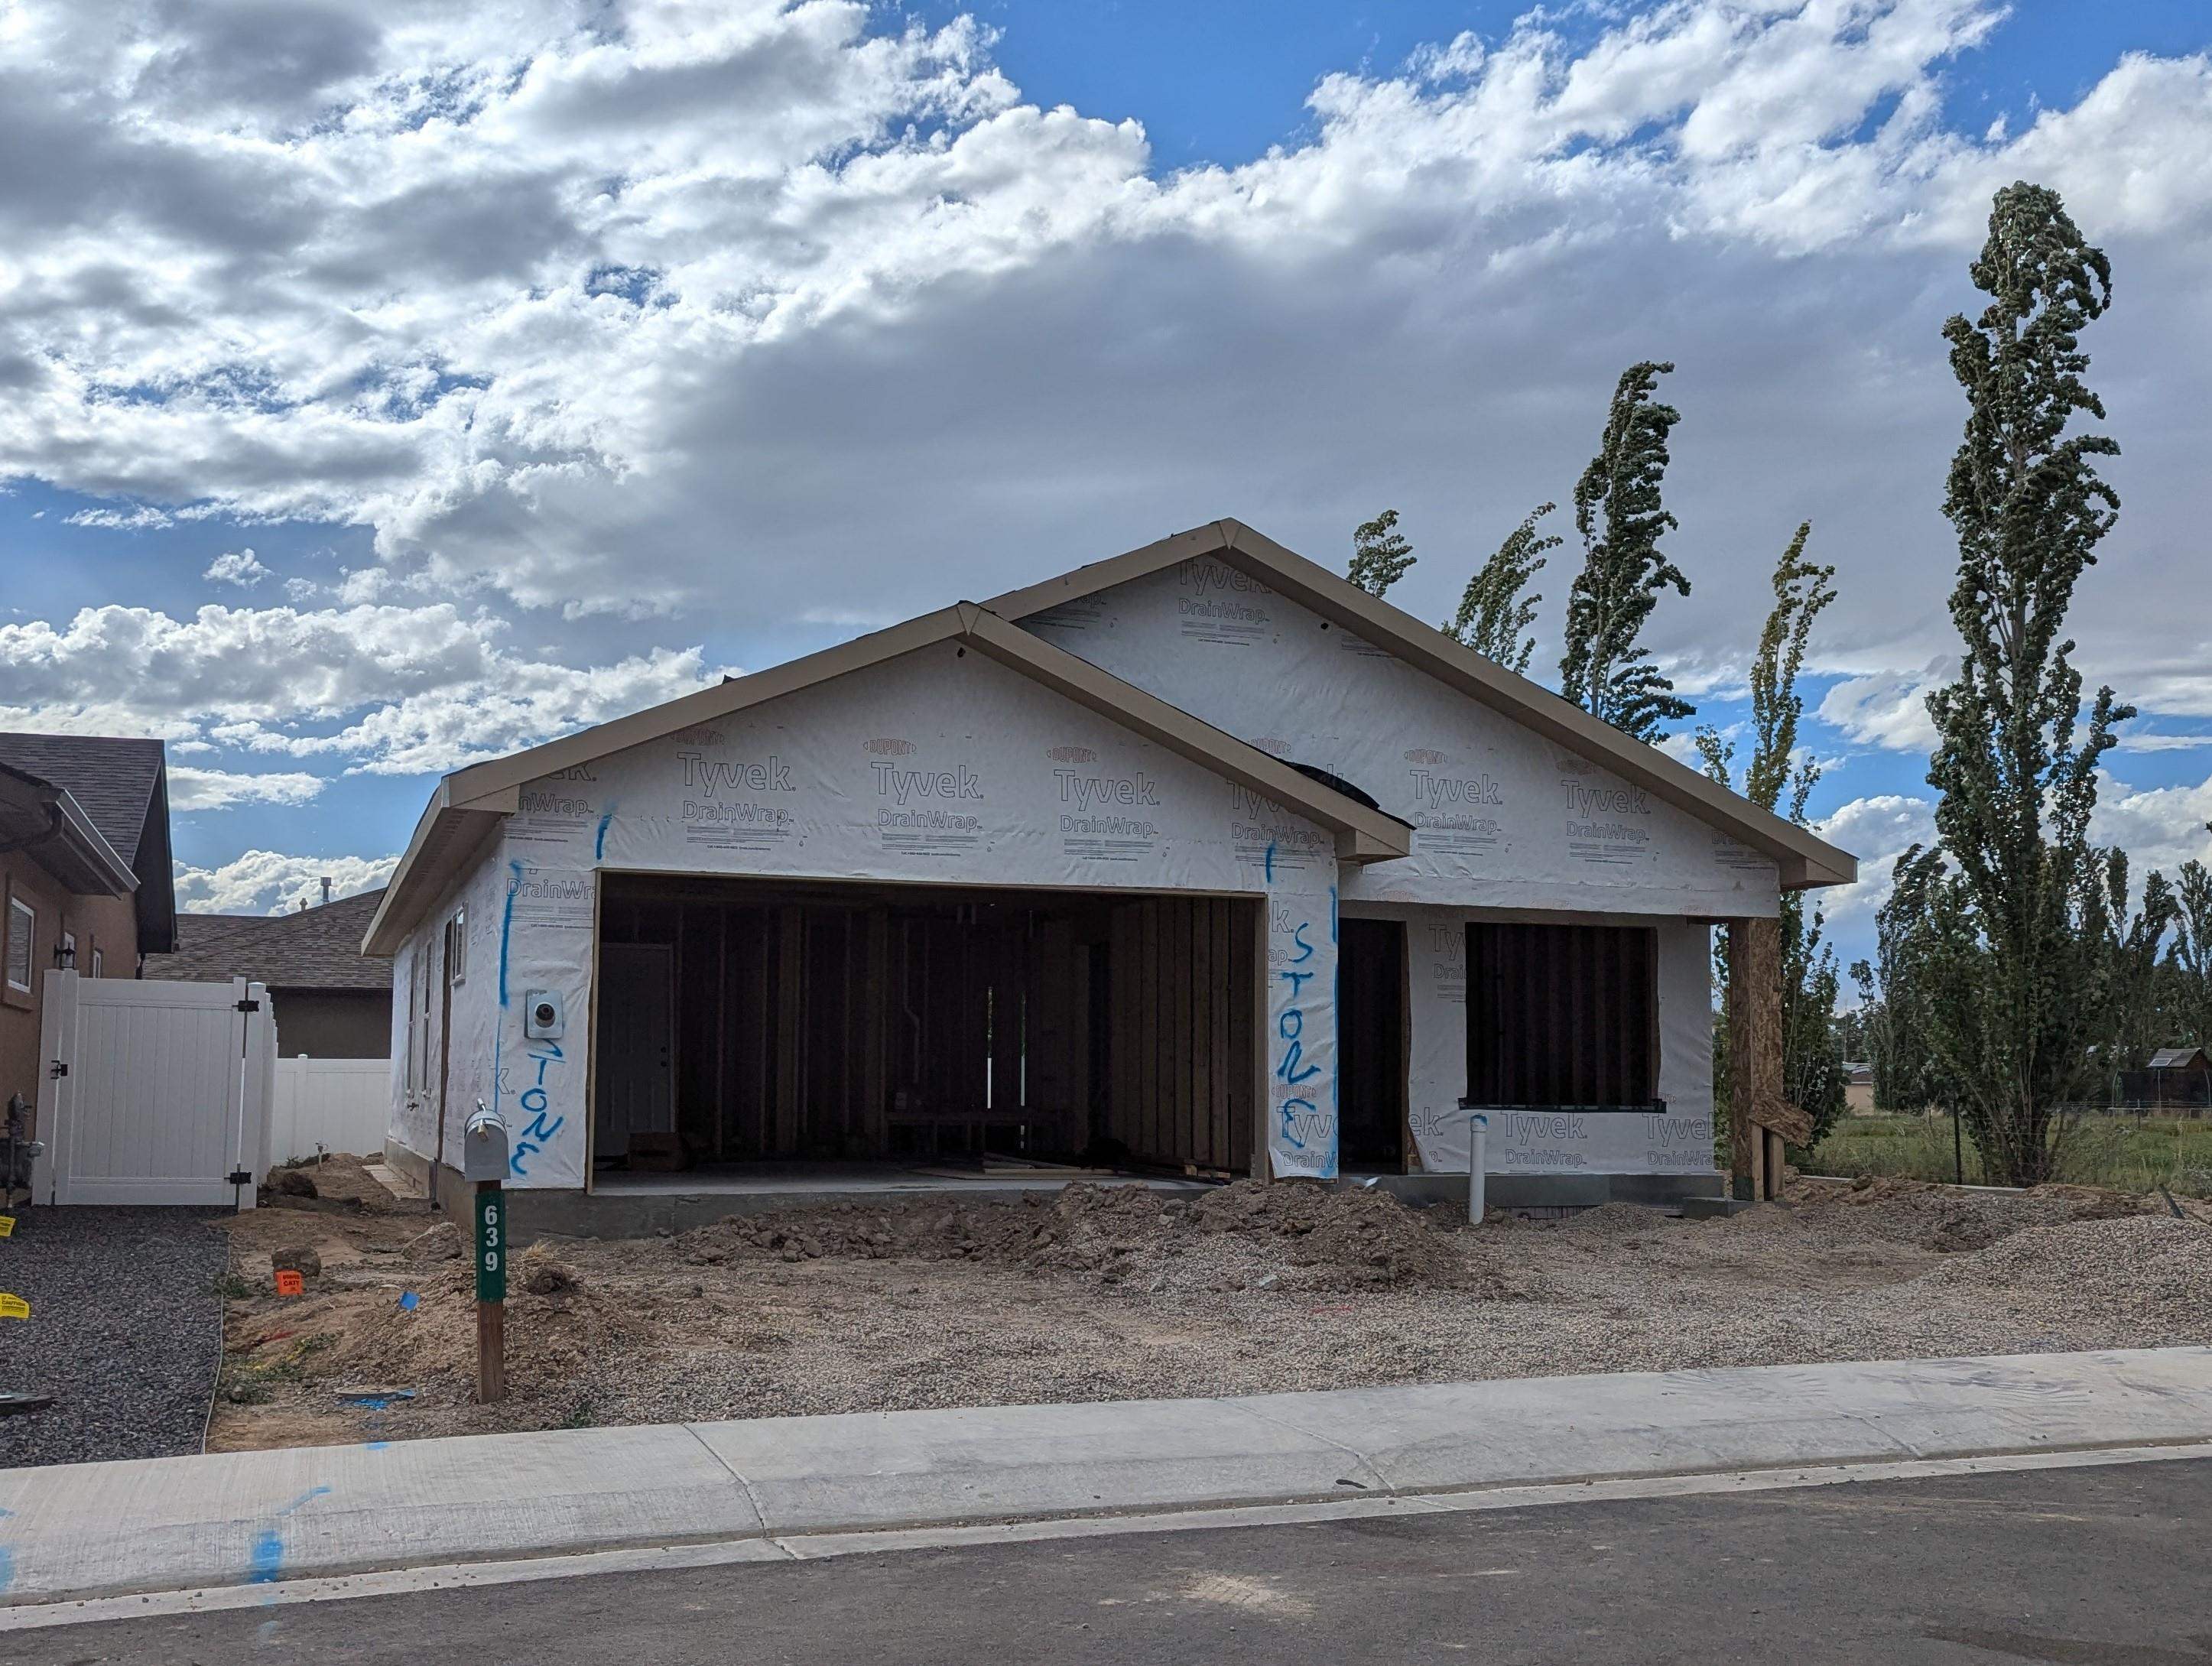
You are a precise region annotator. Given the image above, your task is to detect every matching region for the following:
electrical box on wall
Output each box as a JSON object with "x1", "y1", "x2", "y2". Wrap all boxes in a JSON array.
[{"x1": 524, "y1": 989, "x2": 565, "y2": 1040}]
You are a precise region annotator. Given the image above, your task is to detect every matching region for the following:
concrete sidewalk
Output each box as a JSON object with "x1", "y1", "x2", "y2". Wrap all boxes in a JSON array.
[{"x1": 3, "y1": 1347, "x2": 2209, "y2": 1609}]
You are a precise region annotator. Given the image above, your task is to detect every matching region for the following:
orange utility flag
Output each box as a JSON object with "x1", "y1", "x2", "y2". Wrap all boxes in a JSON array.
[
  {"x1": 274, "y1": 1269, "x2": 305, "y2": 1297},
  {"x1": 0, "y1": 1294, "x2": 27, "y2": 1319}
]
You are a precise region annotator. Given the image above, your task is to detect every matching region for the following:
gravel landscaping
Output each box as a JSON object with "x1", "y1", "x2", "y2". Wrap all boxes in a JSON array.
[
  {"x1": 0, "y1": 1207, "x2": 230, "y2": 1469},
  {"x1": 205, "y1": 1158, "x2": 2212, "y2": 1453}
]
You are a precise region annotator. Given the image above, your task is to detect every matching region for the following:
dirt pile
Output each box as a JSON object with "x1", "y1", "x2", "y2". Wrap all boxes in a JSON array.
[
  {"x1": 1786, "y1": 1176, "x2": 2141, "y2": 1253},
  {"x1": 1913, "y1": 1214, "x2": 2212, "y2": 1311},
  {"x1": 674, "y1": 1180, "x2": 1477, "y2": 1291}
]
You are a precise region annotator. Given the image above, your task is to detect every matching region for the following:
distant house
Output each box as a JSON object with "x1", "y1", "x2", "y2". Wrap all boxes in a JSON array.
[
  {"x1": 0, "y1": 733, "x2": 177, "y2": 1117},
  {"x1": 2142, "y1": 1046, "x2": 2211, "y2": 1116},
  {"x1": 146, "y1": 888, "x2": 392, "y2": 1059}
]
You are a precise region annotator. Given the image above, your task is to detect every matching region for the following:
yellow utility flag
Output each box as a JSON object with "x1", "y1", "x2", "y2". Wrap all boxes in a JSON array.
[
  {"x1": 0, "y1": 1214, "x2": 14, "y2": 1236},
  {"x1": 0, "y1": 1293, "x2": 27, "y2": 1319}
]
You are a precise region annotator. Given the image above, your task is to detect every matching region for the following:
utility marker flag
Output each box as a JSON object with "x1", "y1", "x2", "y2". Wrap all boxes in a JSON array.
[{"x1": 0, "y1": 1294, "x2": 28, "y2": 1319}]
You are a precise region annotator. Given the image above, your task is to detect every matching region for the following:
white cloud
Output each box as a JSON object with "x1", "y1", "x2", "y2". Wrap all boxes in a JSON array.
[
  {"x1": 63, "y1": 505, "x2": 172, "y2": 531},
  {"x1": 202, "y1": 547, "x2": 270, "y2": 587},
  {"x1": 1814, "y1": 792, "x2": 1938, "y2": 926},
  {"x1": 1818, "y1": 663, "x2": 1949, "y2": 752},
  {"x1": 174, "y1": 849, "x2": 398, "y2": 917},
  {"x1": 2092, "y1": 771, "x2": 2212, "y2": 880},
  {"x1": 0, "y1": 601, "x2": 724, "y2": 776},
  {"x1": 0, "y1": 0, "x2": 2198, "y2": 702},
  {"x1": 167, "y1": 765, "x2": 325, "y2": 811}
]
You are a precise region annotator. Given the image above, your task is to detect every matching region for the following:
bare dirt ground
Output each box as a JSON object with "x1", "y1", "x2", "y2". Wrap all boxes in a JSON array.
[{"x1": 206, "y1": 1157, "x2": 2212, "y2": 1453}]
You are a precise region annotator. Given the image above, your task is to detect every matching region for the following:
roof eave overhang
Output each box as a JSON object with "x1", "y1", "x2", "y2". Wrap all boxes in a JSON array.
[{"x1": 0, "y1": 771, "x2": 139, "y2": 898}]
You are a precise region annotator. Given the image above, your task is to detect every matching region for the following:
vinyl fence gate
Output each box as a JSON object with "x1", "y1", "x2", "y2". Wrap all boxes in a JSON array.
[{"x1": 32, "y1": 971, "x2": 277, "y2": 1207}]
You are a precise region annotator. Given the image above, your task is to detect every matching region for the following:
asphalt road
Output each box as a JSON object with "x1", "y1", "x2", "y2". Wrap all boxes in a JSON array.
[{"x1": 18, "y1": 1457, "x2": 2212, "y2": 1664}]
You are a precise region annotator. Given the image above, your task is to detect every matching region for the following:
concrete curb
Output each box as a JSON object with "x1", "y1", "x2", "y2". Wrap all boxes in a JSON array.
[{"x1": 3, "y1": 1346, "x2": 2208, "y2": 1608}]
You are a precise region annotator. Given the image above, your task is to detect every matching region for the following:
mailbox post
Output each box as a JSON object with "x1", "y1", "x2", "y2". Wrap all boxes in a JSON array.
[{"x1": 464, "y1": 1103, "x2": 510, "y2": 1404}]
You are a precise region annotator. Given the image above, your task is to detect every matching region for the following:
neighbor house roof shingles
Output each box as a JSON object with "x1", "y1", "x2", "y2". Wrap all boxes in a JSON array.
[
  {"x1": 0, "y1": 733, "x2": 164, "y2": 869},
  {"x1": 146, "y1": 889, "x2": 391, "y2": 990}
]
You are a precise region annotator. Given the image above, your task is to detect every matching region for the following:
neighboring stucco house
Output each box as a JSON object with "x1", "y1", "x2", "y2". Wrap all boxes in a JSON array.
[
  {"x1": 147, "y1": 888, "x2": 394, "y2": 1059},
  {"x1": 0, "y1": 734, "x2": 177, "y2": 1122},
  {"x1": 366, "y1": 519, "x2": 1856, "y2": 1218}
]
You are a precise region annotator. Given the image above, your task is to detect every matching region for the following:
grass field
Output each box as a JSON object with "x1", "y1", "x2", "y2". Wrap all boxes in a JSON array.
[{"x1": 1808, "y1": 1113, "x2": 2212, "y2": 1196}]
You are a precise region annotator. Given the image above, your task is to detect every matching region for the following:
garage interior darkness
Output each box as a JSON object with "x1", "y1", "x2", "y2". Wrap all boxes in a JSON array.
[{"x1": 592, "y1": 875, "x2": 1274, "y2": 1178}]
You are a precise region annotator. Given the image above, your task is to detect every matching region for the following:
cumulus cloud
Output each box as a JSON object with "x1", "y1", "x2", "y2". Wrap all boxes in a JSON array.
[
  {"x1": 0, "y1": 0, "x2": 2200, "y2": 703},
  {"x1": 167, "y1": 765, "x2": 324, "y2": 811},
  {"x1": 2093, "y1": 771, "x2": 2212, "y2": 880},
  {"x1": 174, "y1": 849, "x2": 398, "y2": 916},
  {"x1": 202, "y1": 548, "x2": 270, "y2": 587},
  {"x1": 1819, "y1": 664, "x2": 1949, "y2": 752},
  {"x1": 1814, "y1": 792, "x2": 1939, "y2": 926},
  {"x1": 0, "y1": 601, "x2": 725, "y2": 776}
]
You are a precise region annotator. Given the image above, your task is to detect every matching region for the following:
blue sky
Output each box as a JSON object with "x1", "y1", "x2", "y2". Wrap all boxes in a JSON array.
[{"x1": 2, "y1": 0, "x2": 2209, "y2": 972}]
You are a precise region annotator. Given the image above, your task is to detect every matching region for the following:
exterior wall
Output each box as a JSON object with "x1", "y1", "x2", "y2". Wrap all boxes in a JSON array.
[
  {"x1": 1344, "y1": 901, "x2": 1715, "y2": 1174},
  {"x1": 401, "y1": 640, "x2": 1343, "y2": 1188},
  {"x1": 386, "y1": 849, "x2": 505, "y2": 1185},
  {"x1": 0, "y1": 849, "x2": 140, "y2": 1137},
  {"x1": 271, "y1": 988, "x2": 392, "y2": 1060},
  {"x1": 1023, "y1": 555, "x2": 1782, "y2": 919}
]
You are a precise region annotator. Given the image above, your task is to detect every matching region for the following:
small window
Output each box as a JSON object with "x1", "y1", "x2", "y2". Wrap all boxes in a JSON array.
[
  {"x1": 5, "y1": 898, "x2": 34, "y2": 992},
  {"x1": 447, "y1": 906, "x2": 467, "y2": 986},
  {"x1": 90, "y1": 947, "x2": 104, "y2": 979}
]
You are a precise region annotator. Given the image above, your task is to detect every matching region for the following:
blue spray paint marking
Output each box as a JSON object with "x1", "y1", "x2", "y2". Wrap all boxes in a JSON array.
[
  {"x1": 0, "y1": 1510, "x2": 13, "y2": 1596},
  {"x1": 247, "y1": 1486, "x2": 332, "y2": 1584},
  {"x1": 363, "y1": 1440, "x2": 391, "y2": 1451},
  {"x1": 1263, "y1": 841, "x2": 1276, "y2": 883},
  {"x1": 340, "y1": 1389, "x2": 416, "y2": 1411},
  {"x1": 398, "y1": 1291, "x2": 420, "y2": 1312},
  {"x1": 489, "y1": 859, "x2": 524, "y2": 1135},
  {"x1": 1329, "y1": 887, "x2": 1340, "y2": 1150},
  {"x1": 593, "y1": 806, "x2": 616, "y2": 862}
]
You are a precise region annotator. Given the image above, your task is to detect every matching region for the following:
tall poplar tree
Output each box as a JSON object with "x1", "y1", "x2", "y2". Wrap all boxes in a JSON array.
[
  {"x1": 1561, "y1": 362, "x2": 1693, "y2": 742},
  {"x1": 1443, "y1": 502, "x2": 1559, "y2": 672},
  {"x1": 1697, "y1": 524, "x2": 1847, "y2": 1143},
  {"x1": 1349, "y1": 508, "x2": 1415, "y2": 597},
  {"x1": 1884, "y1": 182, "x2": 2137, "y2": 1186}
]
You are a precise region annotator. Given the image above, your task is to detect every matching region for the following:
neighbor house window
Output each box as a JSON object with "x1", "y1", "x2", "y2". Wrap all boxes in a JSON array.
[
  {"x1": 5, "y1": 898, "x2": 34, "y2": 993},
  {"x1": 89, "y1": 947, "x2": 103, "y2": 979},
  {"x1": 1464, "y1": 922, "x2": 1658, "y2": 1107}
]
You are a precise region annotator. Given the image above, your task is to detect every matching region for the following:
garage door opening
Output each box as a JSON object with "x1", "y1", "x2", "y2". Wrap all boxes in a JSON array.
[{"x1": 592, "y1": 875, "x2": 1262, "y2": 1183}]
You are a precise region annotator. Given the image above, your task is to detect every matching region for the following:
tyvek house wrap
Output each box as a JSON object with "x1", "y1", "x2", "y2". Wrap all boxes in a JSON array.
[
  {"x1": 450, "y1": 640, "x2": 1344, "y2": 1189},
  {"x1": 1022, "y1": 556, "x2": 1736, "y2": 1176}
]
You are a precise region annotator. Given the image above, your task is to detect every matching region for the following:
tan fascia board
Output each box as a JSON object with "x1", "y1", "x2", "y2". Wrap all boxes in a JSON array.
[
  {"x1": 362, "y1": 780, "x2": 507, "y2": 956},
  {"x1": 990, "y1": 518, "x2": 1857, "y2": 891},
  {"x1": 956, "y1": 606, "x2": 1411, "y2": 862}
]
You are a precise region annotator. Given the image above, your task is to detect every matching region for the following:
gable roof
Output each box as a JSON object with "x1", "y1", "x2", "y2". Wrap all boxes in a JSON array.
[
  {"x1": 0, "y1": 732, "x2": 176, "y2": 950},
  {"x1": 365, "y1": 604, "x2": 1412, "y2": 954},
  {"x1": 986, "y1": 519, "x2": 1857, "y2": 891},
  {"x1": 2149, "y1": 1046, "x2": 2210, "y2": 1071},
  {"x1": 0, "y1": 733, "x2": 164, "y2": 868},
  {"x1": 148, "y1": 889, "x2": 391, "y2": 991}
]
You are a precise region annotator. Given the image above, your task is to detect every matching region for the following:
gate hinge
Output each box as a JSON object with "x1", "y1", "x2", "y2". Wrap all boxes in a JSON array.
[
  {"x1": 47, "y1": 1060, "x2": 67, "y2": 1080},
  {"x1": 235, "y1": 999, "x2": 261, "y2": 1013},
  {"x1": 226, "y1": 1170, "x2": 253, "y2": 1187}
]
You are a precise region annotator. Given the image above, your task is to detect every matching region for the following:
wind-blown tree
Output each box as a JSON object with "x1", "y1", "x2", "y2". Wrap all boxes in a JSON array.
[
  {"x1": 2170, "y1": 856, "x2": 2212, "y2": 1047},
  {"x1": 1561, "y1": 362, "x2": 1693, "y2": 742},
  {"x1": 1349, "y1": 508, "x2": 1415, "y2": 597},
  {"x1": 2098, "y1": 853, "x2": 2176, "y2": 1077},
  {"x1": 1696, "y1": 524, "x2": 1847, "y2": 1144},
  {"x1": 1443, "y1": 502, "x2": 1560, "y2": 672},
  {"x1": 1880, "y1": 181, "x2": 2145, "y2": 1186}
]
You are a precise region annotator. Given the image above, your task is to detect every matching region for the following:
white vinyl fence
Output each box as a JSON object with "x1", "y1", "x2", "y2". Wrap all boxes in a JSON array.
[{"x1": 269, "y1": 1057, "x2": 391, "y2": 1164}]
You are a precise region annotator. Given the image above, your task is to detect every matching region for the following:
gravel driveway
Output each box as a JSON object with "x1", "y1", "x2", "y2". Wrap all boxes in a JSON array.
[{"x1": 0, "y1": 1207, "x2": 230, "y2": 1469}]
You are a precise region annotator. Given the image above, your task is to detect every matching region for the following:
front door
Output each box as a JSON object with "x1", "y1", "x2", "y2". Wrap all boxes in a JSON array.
[
  {"x1": 595, "y1": 942, "x2": 674, "y2": 1161},
  {"x1": 1337, "y1": 917, "x2": 1406, "y2": 1172}
]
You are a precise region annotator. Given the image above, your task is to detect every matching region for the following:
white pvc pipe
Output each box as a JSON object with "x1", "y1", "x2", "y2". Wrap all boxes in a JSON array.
[{"x1": 1467, "y1": 1112, "x2": 1489, "y2": 1225}]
